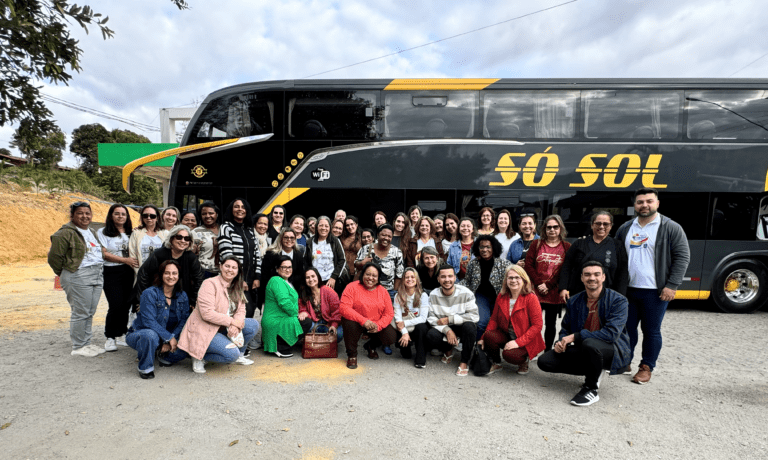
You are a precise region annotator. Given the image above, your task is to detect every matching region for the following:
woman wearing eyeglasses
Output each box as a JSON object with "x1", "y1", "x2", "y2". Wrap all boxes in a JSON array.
[
  {"x1": 128, "y1": 205, "x2": 169, "y2": 275},
  {"x1": 262, "y1": 255, "x2": 303, "y2": 358},
  {"x1": 524, "y1": 215, "x2": 571, "y2": 352},
  {"x1": 135, "y1": 225, "x2": 204, "y2": 309},
  {"x1": 259, "y1": 228, "x2": 305, "y2": 304},
  {"x1": 477, "y1": 265, "x2": 544, "y2": 375},
  {"x1": 558, "y1": 211, "x2": 628, "y2": 301}
]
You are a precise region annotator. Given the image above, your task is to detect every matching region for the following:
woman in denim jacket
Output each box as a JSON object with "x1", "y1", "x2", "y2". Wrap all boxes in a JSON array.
[{"x1": 126, "y1": 260, "x2": 190, "y2": 379}]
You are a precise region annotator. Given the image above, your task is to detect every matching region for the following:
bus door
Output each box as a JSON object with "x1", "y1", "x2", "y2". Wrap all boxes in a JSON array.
[{"x1": 176, "y1": 186, "x2": 221, "y2": 215}]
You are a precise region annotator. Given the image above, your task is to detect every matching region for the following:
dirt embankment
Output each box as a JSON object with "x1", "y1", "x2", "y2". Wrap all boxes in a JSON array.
[{"x1": 0, "y1": 184, "x2": 141, "y2": 265}]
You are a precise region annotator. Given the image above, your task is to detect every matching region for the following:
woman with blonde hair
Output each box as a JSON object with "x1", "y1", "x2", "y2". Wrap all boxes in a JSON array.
[
  {"x1": 393, "y1": 267, "x2": 430, "y2": 366},
  {"x1": 478, "y1": 264, "x2": 545, "y2": 375}
]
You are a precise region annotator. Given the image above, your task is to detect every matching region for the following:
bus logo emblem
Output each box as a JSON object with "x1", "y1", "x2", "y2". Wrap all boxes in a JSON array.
[
  {"x1": 191, "y1": 165, "x2": 208, "y2": 178},
  {"x1": 311, "y1": 168, "x2": 331, "y2": 182}
]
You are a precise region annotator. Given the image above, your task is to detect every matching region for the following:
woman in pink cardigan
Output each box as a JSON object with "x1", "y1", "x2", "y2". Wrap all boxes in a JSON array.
[
  {"x1": 178, "y1": 254, "x2": 259, "y2": 374},
  {"x1": 298, "y1": 267, "x2": 343, "y2": 342}
]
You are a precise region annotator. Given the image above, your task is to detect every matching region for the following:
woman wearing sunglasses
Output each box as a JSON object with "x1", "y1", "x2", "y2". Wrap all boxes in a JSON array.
[
  {"x1": 128, "y1": 205, "x2": 169, "y2": 275},
  {"x1": 558, "y1": 211, "x2": 628, "y2": 301},
  {"x1": 135, "y1": 225, "x2": 204, "y2": 309}
]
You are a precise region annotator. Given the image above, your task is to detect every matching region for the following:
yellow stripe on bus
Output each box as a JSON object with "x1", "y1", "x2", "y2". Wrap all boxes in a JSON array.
[
  {"x1": 260, "y1": 187, "x2": 310, "y2": 214},
  {"x1": 764, "y1": 168, "x2": 768, "y2": 191},
  {"x1": 674, "y1": 290, "x2": 710, "y2": 300},
  {"x1": 384, "y1": 78, "x2": 500, "y2": 90}
]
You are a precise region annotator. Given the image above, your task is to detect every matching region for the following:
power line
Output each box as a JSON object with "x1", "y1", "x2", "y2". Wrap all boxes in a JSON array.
[
  {"x1": 301, "y1": 0, "x2": 579, "y2": 79},
  {"x1": 40, "y1": 93, "x2": 161, "y2": 132},
  {"x1": 728, "y1": 51, "x2": 768, "y2": 77}
]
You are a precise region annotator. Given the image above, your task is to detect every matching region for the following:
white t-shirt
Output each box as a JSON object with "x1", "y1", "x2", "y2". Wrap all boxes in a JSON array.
[
  {"x1": 77, "y1": 227, "x2": 103, "y2": 269},
  {"x1": 417, "y1": 238, "x2": 436, "y2": 251},
  {"x1": 495, "y1": 233, "x2": 521, "y2": 261},
  {"x1": 97, "y1": 228, "x2": 129, "y2": 267},
  {"x1": 312, "y1": 240, "x2": 335, "y2": 281},
  {"x1": 625, "y1": 214, "x2": 661, "y2": 289},
  {"x1": 140, "y1": 234, "x2": 163, "y2": 264}
]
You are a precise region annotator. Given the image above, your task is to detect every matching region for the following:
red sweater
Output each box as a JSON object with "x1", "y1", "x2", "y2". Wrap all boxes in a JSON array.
[
  {"x1": 483, "y1": 291, "x2": 545, "y2": 359},
  {"x1": 298, "y1": 285, "x2": 342, "y2": 329},
  {"x1": 339, "y1": 282, "x2": 394, "y2": 331}
]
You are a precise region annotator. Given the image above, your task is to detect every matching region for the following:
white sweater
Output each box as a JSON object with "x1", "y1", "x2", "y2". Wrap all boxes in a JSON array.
[{"x1": 427, "y1": 284, "x2": 479, "y2": 334}]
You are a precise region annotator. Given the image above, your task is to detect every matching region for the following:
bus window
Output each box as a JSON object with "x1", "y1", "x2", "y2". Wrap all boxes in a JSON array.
[
  {"x1": 482, "y1": 91, "x2": 578, "y2": 139},
  {"x1": 383, "y1": 92, "x2": 478, "y2": 138},
  {"x1": 459, "y1": 190, "x2": 547, "y2": 229},
  {"x1": 287, "y1": 91, "x2": 378, "y2": 139},
  {"x1": 191, "y1": 93, "x2": 275, "y2": 141},
  {"x1": 711, "y1": 193, "x2": 759, "y2": 240},
  {"x1": 686, "y1": 90, "x2": 768, "y2": 140},
  {"x1": 583, "y1": 90, "x2": 681, "y2": 139}
]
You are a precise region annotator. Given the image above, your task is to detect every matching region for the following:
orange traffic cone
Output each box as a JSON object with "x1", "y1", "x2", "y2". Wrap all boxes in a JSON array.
[{"x1": 53, "y1": 275, "x2": 63, "y2": 291}]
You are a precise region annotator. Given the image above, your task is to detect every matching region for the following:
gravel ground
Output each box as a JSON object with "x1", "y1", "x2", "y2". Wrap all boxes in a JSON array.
[{"x1": 1, "y1": 265, "x2": 767, "y2": 459}]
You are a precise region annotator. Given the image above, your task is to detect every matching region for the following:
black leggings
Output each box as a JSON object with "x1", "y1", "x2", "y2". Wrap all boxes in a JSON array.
[
  {"x1": 541, "y1": 302, "x2": 562, "y2": 351},
  {"x1": 103, "y1": 264, "x2": 135, "y2": 339}
]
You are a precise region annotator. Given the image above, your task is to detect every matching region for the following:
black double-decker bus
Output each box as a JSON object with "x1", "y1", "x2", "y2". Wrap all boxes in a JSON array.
[{"x1": 168, "y1": 78, "x2": 768, "y2": 313}]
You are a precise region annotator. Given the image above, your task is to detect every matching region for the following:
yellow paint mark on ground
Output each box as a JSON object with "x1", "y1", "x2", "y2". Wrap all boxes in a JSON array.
[
  {"x1": 295, "y1": 447, "x2": 335, "y2": 460},
  {"x1": 238, "y1": 357, "x2": 359, "y2": 385}
]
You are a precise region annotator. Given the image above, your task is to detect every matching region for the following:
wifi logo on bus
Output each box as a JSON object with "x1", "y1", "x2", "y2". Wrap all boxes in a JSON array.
[{"x1": 311, "y1": 168, "x2": 331, "y2": 182}]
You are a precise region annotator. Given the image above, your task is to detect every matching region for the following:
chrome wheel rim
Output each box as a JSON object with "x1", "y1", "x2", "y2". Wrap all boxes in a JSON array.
[{"x1": 723, "y1": 269, "x2": 759, "y2": 304}]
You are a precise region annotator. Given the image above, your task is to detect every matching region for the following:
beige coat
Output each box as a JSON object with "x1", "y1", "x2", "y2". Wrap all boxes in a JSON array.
[
  {"x1": 178, "y1": 275, "x2": 245, "y2": 360},
  {"x1": 128, "y1": 228, "x2": 169, "y2": 275}
]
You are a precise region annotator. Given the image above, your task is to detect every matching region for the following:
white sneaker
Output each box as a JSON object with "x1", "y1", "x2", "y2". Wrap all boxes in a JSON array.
[
  {"x1": 235, "y1": 356, "x2": 254, "y2": 366},
  {"x1": 104, "y1": 338, "x2": 117, "y2": 352},
  {"x1": 115, "y1": 336, "x2": 128, "y2": 347},
  {"x1": 71, "y1": 346, "x2": 99, "y2": 357},
  {"x1": 192, "y1": 358, "x2": 206, "y2": 374},
  {"x1": 86, "y1": 344, "x2": 106, "y2": 354}
]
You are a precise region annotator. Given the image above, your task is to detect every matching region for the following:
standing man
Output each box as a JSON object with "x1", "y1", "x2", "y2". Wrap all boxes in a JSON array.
[
  {"x1": 421, "y1": 264, "x2": 479, "y2": 375},
  {"x1": 615, "y1": 188, "x2": 690, "y2": 384},
  {"x1": 48, "y1": 202, "x2": 106, "y2": 357},
  {"x1": 537, "y1": 261, "x2": 631, "y2": 406}
]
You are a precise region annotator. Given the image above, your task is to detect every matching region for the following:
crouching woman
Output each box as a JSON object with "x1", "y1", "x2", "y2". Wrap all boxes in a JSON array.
[
  {"x1": 178, "y1": 255, "x2": 259, "y2": 373},
  {"x1": 126, "y1": 260, "x2": 190, "y2": 379}
]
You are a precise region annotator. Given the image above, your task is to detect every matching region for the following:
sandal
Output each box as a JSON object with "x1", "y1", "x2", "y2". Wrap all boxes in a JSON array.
[
  {"x1": 441, "y1": 351, "x2": 453, "y2": 364},
  {"x1": 455, "y1": 366, "x2": 469, "y2": 377},
  {"x1": 488, "y1": 363, "x2": 503, "y2": 375},
  {"x1": 346, "y1": 357, "x2": 358, "y2": 369}
]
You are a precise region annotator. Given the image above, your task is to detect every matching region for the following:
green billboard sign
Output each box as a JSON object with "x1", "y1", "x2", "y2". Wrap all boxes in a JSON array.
[{"x1": 98, "y1": 143, "x2": 180, "y2": 167}]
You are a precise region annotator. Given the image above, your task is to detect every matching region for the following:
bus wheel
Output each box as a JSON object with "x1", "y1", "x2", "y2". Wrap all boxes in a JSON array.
[{"x1": 712, "y1": 260, "x2": 768, "y2": 313}]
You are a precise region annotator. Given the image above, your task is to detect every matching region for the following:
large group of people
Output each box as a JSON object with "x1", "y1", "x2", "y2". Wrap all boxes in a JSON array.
[{"x1": 48, "y1": 187, "x2": 690, "y2": 406}]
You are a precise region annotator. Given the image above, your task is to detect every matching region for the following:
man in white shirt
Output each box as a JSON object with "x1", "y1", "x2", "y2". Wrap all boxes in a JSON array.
[{"x1": 615, "y1": 188, "x2": 690, "y2": 385}]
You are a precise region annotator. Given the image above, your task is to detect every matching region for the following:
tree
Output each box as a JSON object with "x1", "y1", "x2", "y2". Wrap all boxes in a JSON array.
[
  {"x1": 35, "y1": 129, "x2": 65, "y2": 167},
  {"x1": 92, "y1": 166, "x2": 161, "y2": 206},
  {"x1": 0, "y1": 1, "x2": 188, "y2": 133},
  {"x1": 10, "y1": 117, "x2": 64, "y2": 167},
  {"x1": 70, "y1": 123, "x2": 151, "y2": 175}
]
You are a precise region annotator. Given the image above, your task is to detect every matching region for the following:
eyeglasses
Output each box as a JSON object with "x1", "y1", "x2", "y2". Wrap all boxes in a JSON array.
[
  {"x1": 173, "y1": 235, "x2": 192, "y2": 242},
  {"x1": 142, "y1": 213, "x2": 158, "y2": 219},
  {"x1": 592, "y1": 222, "x2": 611, "y2": 227},
  {"x1": 546, "y1": 225, "x2": 560, "y2": 230},
  {"x1": 508, "y1": 276, "x2": 523, "y2": 281},
  {"x1": 72, "y1": 201, "x2": 90, "y2": 208},
  {"x1": 273, "y1": 211, "x2": 284, "y2": 215},
  {"x1": 278, "y1": 265, "x2": 293, "y2": 270},
  {"x1": 519, "y1": 213, "x2": 535, "y2": 217},
  {"x1": 283, "y1": 236, "x2": 296, "y2": 241}
]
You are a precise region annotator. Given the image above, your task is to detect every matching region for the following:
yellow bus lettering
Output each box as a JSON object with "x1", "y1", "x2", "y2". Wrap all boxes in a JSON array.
[
  {"x1": 522, "y1": 148, "x2": 559, "y2": 187},
  {"x1": 490, "y1": 153, "x2": 526, "y2": 186},
  {"x1": 604, "y1": 154, "x2": 641, "y2": 188},
  {"x1": 570, "y1": 153, "x2": 607, "y2": 187},
  {"x1": 642, "y1": 154, "x2": 668, "y2": 188}
]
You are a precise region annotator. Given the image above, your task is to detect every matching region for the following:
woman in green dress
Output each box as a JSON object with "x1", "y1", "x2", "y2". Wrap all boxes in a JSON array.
[{"x1": 262, "y1": 255, "x2": 303, "y2": 358}]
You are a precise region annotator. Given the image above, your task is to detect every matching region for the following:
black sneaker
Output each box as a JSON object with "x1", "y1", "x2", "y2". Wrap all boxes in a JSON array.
[{"x1": 570, "y1": 386, "x2": 599, "y2": 406}]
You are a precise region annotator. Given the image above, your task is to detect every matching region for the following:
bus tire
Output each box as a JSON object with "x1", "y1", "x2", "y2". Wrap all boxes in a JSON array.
[{"x1": 711, "y1": 259, "x2": 768, "y2": 314}]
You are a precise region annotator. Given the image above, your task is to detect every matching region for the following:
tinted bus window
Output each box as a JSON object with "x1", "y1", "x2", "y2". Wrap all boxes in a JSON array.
[
  {"x1": 192, "y1": 93, "x2": 275, "y2": 141},
  {"x1": 383, "y1": 92, "x2": 478, "y2": 138},
  {"x1": 686, "y1": 90, "x2": 768, "y2": 140},
  {"x1": 482, "y1": 91, "x2": 578, "y2": 139},
  {"x1": 288, "y1": 91, "x2": 378, "y2": 139},
  {"x1": 459, "y1": 190, "x2": 548, "y2": 230},
  {"x1": 710, "y1": 193, "x2": 759, "y2": 240},
  {"x1": 583, "y1": 90, "x2": 681, "y2": 139}
]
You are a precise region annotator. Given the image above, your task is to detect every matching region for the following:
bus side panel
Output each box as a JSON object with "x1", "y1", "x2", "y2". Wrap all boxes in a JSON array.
[{"x1": 700, "y1": 241, "x2": 768, "y2": 292}]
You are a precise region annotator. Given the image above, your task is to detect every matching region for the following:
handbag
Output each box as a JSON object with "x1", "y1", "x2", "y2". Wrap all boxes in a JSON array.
[
  {"x1": 302, "y1": 324, "x2": 338, "y2": 359},
  {"x1": 469, "y1": 343, "x2": 492, "y2": 376}
]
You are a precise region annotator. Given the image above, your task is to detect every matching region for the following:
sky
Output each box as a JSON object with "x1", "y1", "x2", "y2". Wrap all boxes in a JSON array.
[{"x1": 2, "y1": 0, "x2": 768, "y2": 167}]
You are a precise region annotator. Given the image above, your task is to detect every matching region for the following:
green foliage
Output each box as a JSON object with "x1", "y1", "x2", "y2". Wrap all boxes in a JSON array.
[
  {"x1": 92, "y1": 166, "x2": 161, "y2": 206},
  {"x1": 69, "y1": 122, "x2": 110, "y2": 174},
  {"x1": 1, "y1": 1, "x2": 188, "y2": 133},
  {"x1": 10, "y1": 118, "x2": 65, "y2": 167}
]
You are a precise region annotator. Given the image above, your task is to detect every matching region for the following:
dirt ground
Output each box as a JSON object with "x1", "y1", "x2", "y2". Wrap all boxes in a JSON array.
[{"x1": 0, "y1": 261, "x2": 766, "y2": 459}]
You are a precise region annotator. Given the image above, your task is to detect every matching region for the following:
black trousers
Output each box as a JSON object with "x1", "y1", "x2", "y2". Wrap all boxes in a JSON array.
[
  {"x1": 537, "y1": 338, "x2": 615, "y2": 390},
  {"x1": 424, "y1": 322, "x2": 477, "y2": 364},
  {"x1": 103, "y1": 264, "x2": 135, "y2": 339},
  {"x1": 541, "y1": 302, "x2": 561, "y2": 351}
]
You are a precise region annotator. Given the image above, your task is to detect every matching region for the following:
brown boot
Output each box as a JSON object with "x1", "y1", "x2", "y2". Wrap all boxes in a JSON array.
[
  {"x1": 517, "y1": 359, "x2": 529, "y2": 375},
  {"x1": 632, "y1": 364, "x2": 652, "y2": 384}
]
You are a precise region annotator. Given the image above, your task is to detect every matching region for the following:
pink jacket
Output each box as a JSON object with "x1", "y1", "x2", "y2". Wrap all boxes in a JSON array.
[{"x1": 178, "y1": 276, "x2": 245, "y2": 360}]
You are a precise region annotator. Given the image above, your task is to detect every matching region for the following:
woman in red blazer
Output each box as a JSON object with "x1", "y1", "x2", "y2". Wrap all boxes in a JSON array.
[{"x1": 478, "y1": 264, "x2": 545, "y2": 375}]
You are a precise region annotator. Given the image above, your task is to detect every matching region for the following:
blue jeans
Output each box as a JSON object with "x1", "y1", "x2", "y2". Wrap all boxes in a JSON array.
[
  {"x1": 626, "y1": 287, "x2": 669, "y2": 371},
  {"x1": 311, "y1": 321, "x2": 344, "y2": 343},
  {"x1": 475, "y1": 293, "x2": 495, "y2": 341},
  {"x1": 126, "y1": 329, "x2": 189, "y2": 373},
  {"x1": 203, "y1": 318, "x2": 259, "y2": 363},
  {"x1": 388, "y1": 289, "x2": 397, "y2": 304}
]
